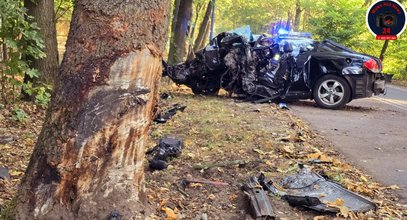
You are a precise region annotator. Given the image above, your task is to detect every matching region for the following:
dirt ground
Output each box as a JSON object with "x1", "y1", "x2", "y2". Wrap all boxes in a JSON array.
[{"x1": 0, "y1": 84, "x2": 406, "y2": 219}]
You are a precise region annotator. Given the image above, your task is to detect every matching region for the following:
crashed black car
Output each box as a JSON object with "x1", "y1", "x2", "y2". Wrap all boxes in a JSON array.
[{"x1": 163, "y1": 29, "x2": 386, "y2": 109}]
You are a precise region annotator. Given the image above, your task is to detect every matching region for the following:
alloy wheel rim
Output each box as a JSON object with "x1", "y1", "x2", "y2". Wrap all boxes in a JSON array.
[{"x1": 318, "y1": 79, "x2": 345, "y2": 106}]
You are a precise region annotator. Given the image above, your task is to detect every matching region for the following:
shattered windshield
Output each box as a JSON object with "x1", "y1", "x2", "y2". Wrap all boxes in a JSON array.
[{"x1": 277, "y1": 37, "x2": 315, "y2": 55}]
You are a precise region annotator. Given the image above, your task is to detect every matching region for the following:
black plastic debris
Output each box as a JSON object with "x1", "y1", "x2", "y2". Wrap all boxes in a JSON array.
[
  {"x1": 241, "y1": 176, "x2": 276, "y2": 220},
  {"x1": 147, "y1": 137, "x2": 183, "y2": 171},
  {"x1": 0, "y1": 166, "x2": 10, "y2": 181},
  {"x1": 160, "y1": 92, "x2": 172, "y2": 100},
  {"x1": 107, "y1": 210, "x2": 123, "y2": 220},
  {"x1": 154, "y1": 103, "x2": 186, "y2": 123},
  {"x1": 259, "y1": 169, "x2": 376, "y2": 213}
]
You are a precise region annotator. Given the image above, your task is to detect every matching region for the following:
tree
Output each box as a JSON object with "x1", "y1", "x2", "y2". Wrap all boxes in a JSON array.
[
  {"x1": 168, "y1": 0, "x2": 193, "y2": 64},
  {"x1": 293, "y1": 0, "x2": 302, "y2": 31},
  {"x1": 15, "y1": 0, "x2": 170, "y2": 219},
  {"x1": 0, "y1": 0, "x2": 45, "y2": 105},
  {"x1": 193, "y1": 0, "x2": 212, "y2": 52},
  {"x1": 22, "y1": 0, "x2": 59, "y2": 100},
  {"x1": 187, "y1": 0, "x2": 207, "y2": 60}
]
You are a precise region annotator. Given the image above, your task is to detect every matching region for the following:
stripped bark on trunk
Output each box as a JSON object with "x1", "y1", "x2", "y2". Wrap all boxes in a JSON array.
[{"x1": 15, "y1": 0, "x2": 170, "y2": 219}]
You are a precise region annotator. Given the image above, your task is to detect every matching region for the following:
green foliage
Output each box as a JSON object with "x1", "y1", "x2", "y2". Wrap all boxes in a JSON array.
[
  {"x1": 11, "y1": 107, "x2": 28, "y2": 122},
  {"x1": 308, "y1": 0, "x2": 365, "y2": 46},
  {"x1": 54, "y1": 0, "x2": 74, "y2": 22},
  {"x1": 34, "y1": 85, "x2": 51, "y2": 108},
  {"x1": 0, "y1": 0, "x2": 46, "y2": 105}
]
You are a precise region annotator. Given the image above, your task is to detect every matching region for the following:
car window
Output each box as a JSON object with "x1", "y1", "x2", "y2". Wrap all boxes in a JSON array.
[{"x1": 279, "y1": 38, "x2": 315, "y2": 55}]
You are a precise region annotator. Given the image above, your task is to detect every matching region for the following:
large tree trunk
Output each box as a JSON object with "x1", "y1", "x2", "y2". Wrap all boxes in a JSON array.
[
  {"x1": 293, "y1": 0, "x2": 302, "y2": 31},
  {"x1": 193, "y1": 0, "x2": 212, "y2": 52},
  {"x1": 22, "y1": 0, "x2": 59, "y2": 100},
  {"x1": 167, "y1": 0, "x2": 193, "y2": 64},
  {"x1": 15, "y1": 0, "x2": 170, "y2": 219}
]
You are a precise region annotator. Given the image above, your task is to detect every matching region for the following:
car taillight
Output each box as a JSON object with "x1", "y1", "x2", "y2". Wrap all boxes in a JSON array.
[{"x1": 363, "y1": 59, "x2": 380, "y2": 73}]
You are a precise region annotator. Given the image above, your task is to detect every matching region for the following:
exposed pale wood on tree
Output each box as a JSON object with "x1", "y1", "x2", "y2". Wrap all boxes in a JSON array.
[{"x1": 15, "y1": 0, "x2": 170, "y2": 219}]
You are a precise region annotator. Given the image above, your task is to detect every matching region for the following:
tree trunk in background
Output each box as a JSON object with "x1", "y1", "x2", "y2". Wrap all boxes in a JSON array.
[
  {"x1": 168, "y1": 0, "x2": 180, "y2": 59},
  {"x1": 186, "y1": 1, "x2": 204, "y2": 60},
  {"x1": 15, "y1": 0, "x2": 170, "y2": 219},
  {"x1": 167, "y1": 0, "x2": 193, "y2": 64},
  {"x1": 379, "y1": 40, "x2": 389, "y2": 61},
  {"x1": 377, "y1": 0, "x2": 404, "y2": 62},
  {"x1": 302, "y1": 9, "x2": 309, "y2": 31},
  {"x1": 193, "y1": 0, "x2": 212, "y2": 52},
  {"x1": 22, "y1": 0, "x2": 59, "y2": 100},
  {"x1": 293, "y1": 0, "x2": 301, "y2": 31}
]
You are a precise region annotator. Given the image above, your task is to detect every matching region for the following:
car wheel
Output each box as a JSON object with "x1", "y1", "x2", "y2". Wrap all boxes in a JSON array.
[{"x1": 313, "y1": 75, "x2": 351, "y2": 109}]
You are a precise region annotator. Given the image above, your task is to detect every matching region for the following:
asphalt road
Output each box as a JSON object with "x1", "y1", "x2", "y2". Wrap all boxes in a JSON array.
[{"x1": 291, "y1": 84, "x2": 407, "y2": 203}]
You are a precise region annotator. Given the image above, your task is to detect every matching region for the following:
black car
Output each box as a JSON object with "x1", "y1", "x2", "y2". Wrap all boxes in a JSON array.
[
  {"x1": 164, "y1": 31, "x2": 386, "y2": 109},
  {"x1": 275, "y1": 33, "x2": 386, "y2": 109}
]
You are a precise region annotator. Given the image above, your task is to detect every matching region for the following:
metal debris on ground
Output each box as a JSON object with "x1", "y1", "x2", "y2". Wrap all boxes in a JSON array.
[
  {"x1": 0, "y1": 166, "x2": 10, "y2": 181},
  {"x1": 192, "y1": 159, "x2": 263, "y2": 170},
  {"x1": 181, "y1": 178, "x2": 229, "y2": 188},
  {"x1": 147, "y1": 137, "x2": 183, "y2": 171},
  {"x1": 241, "y1": 176, "x2": 276, "y2": 220},
  {"x1": 154, "y1": 103, "x2": 186, "y2": 123},
  {"x1": 259, "y1": 168, "x2": 376, "y2": 213},
  {"x1": 278, "y1": 102, "x2": 289, "y2": 110},
  {"x1": 0, "y1": 136, "x2": 14, "y2": 144}
]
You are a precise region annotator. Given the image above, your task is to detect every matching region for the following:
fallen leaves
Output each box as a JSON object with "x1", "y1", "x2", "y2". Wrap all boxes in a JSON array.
[
  {"x1": 307, "y1": 152, "x2": 333, "y2": 163},
  {"x1": 162, "y1": 207, "x2": 178, "y2": 220}
]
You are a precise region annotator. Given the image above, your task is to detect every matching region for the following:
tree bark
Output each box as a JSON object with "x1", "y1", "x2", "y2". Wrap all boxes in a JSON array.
[
  {"x1": 379, "y1": 40, "x2": 389, "y2": 61},
  {"x1": 167, "y1": 0, "x2": 193, "y2": 64},
  {"x1": 22, "y1": 0, "x2": 59, "y2": 100},
  {"x1": 293, "y1": 0, "x2": 302, "y2": 32},
  {"x1": 15, "y1": 0, "x2": 170, "y2": 219},
  {"x1": 186, "y1": 0, "x2": 205, "y2": 60},
  {"x1": 168, "y1": 0, "x2": 180, "y2": 59},
  {"x1": 193, "y1": 0, "x2": 212, "y2": 52}
]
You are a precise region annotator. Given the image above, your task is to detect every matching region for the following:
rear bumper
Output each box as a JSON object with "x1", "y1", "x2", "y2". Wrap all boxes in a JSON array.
[
  {"x1": 374, "y1": 79, "x2": 386, "y2": 95},
  {"x1": 344, "y1": 72, "x2": 386, "y2": 99}
]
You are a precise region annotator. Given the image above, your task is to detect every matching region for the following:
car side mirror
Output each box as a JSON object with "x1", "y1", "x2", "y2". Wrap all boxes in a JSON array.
[{"x1": 284, "y1": 42, "x2": 293, "y2": 53}]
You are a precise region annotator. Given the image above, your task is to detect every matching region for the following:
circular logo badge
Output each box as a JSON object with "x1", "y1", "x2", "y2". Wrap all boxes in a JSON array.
[{"x1": 366, "y1": 0, "x2": 407, "y2": 40}]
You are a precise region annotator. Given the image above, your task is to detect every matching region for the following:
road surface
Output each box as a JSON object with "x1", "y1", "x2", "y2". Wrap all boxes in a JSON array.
[{"x1": 291, "y1": 84, "x2": 407, "y2": 203}]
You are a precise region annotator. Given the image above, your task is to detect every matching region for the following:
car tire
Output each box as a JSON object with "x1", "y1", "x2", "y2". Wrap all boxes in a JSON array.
[{"x1": 313, "y1": 75, "x2": 351, "y2": 109}]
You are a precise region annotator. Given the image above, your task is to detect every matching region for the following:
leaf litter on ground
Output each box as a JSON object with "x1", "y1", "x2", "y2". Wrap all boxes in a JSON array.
[{"x1": 0, "y1": 84, "x2": 406, "y2": 219}]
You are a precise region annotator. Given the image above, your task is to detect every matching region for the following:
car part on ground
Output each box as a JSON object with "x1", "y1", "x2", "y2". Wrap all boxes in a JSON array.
[
  {"x1": 241, "y1": 176, "x2": 276, "y2": 220},
  {"x1": 164, "y1": 27, "x2": 386, "y2": 109},
  {"x1": 259, "y1": 169, "x2": 376, "y2": 213},
  {"x1": 0, "y1": 166, "x2": 10, "y2": 181},
  {"x1": 146, "y1": 137, "x2": 183, "y2": 171},
  {"x1": 181, "y1": 178, "x2": 229, "y2": 188},
  {"x1": 154, "y1": 103, "x2": 186, "y2": 123}
]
